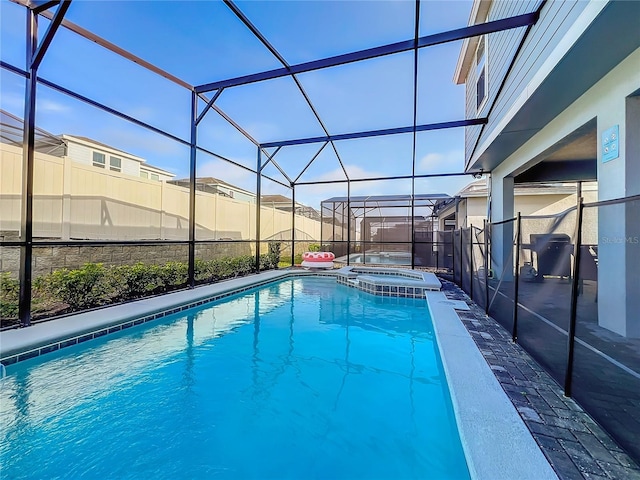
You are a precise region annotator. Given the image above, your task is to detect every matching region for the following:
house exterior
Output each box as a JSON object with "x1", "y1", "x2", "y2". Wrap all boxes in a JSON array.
[
  {"x1": 456, "y1": 0, "x2": 640, "y2": 339},
  {"x1": 62, "y1": 135, "x2": 175, "y2": 182},
  {"x1": 260, "y1": 194, "x2": 321, "y2": 220},
  {"x1": 434, "y1": 179, "x2": 598, "y2": 230},
  {"x1": 169, "y1": 177, "x2": 256, "y2": 203}
]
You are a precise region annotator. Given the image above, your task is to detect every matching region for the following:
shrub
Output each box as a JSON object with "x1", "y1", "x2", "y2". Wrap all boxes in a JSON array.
[
  {"x1": 267, "y1": 242, "x2": 281, "y2": 269},
  {"x1": 160, "y1": 262, "x2": 189, "y2": 289},
  {"x1": 8, "y1": 251, "x2": 281, "y2": 320},
  {"x1": 111, "y1": 262, "x2": 164, "y2": 300},
  {"x1": 308, "y1": 243, "x2": 321, "y2": 252},
  {"x1": 0, "y1": 273, "x2": 19, "y2": 319},
  {"x1": 48, "y1": 263, "x2": 111, "y2": 310}
]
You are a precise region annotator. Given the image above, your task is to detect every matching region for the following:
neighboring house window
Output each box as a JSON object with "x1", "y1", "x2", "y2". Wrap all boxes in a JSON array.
[
  {"x1": 228, "y1": 191, "x2": 234, "y2": 198},
  {"x1": 150, "y1": 173, "x2": 160, "y2": 181},
  {"x1": 92, "y1": 151, "x2": 106, "y2": 168},
  {"x1": 476, "y1": 36, "x2": 487, "y2": 111},
  {"x1": 110, "y1": 156, "x2": 122, "y2": 172},
  {"x1": 140, "y1": 171, "x2": 149, "y2": 179}
]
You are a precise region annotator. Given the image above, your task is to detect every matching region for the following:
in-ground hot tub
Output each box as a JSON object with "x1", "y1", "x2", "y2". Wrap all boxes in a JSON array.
[{"x1": 335, "y1": 266, "x2": 441, "y2": 298}]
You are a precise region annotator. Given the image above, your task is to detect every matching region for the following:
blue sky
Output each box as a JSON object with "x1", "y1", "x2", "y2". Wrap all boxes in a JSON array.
[{"x1": 0, "y1": 0, "x2": 477, "y2": 209}]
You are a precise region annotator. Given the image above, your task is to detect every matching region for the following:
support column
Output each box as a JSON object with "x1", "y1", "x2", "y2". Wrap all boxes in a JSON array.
[
  {"x1": 255, "y1": 148, "x2": 262, "y2": 271},
  {"x1": 597, "y1": 95, "x2": 640, "y2": 337},
  {"x1": 18, "y1": 10, "x2": 38, "y2": 327},
  {"x1": 597, "y1": 96, "x2": 640, "y2": 336},
  {"x1": 291, "y1": 186, "x2": 295, "y2": 266},
  {"x1": 187, "y1": 91, "x2": 197, "y2": 288},
  {"x1": 490, "y1": 175, "x2": 515, "y2": 282}
]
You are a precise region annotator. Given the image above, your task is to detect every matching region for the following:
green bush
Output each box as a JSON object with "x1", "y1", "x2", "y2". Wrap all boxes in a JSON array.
[
  {"x1": 48, "y1": 263, "x2": 111, "y2": 310},
  {"x1": 308, "y1": 243, "x2": 321, "y2": 252},
  {"x1": 111, "y1": 262, "x2": 165, "y2": 300},
  {"x1": 0, "y1": 273, "x2": 19, "y2": 319},
  {"x1": 7, "y1": 251, "x2": 280, "y2": 320},
  {"x1": 267, "y1": 242, "x2": 281, "y2": 269},
  {"x1": 160, "y1": 261, "x2": 189, "y2": 288}
]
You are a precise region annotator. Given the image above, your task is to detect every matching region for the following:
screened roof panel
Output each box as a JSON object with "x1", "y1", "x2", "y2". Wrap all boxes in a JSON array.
[
  {"x1": 260, "y1": 160, "x2": 291, "y2": 186},
  {"x1": 295, "y1": 143, "x2": 347, "y2": 184},
  {"x1": 334, "y1": 134, "x2": 414, "y2": 179},
  {"x1": 0, "y1": 69, "x2": 26, "y2": 118},
  {"x1": 214, "y1": 75, "x2": 326, "y2": 144},
  {"x1": 34, "y1": 84, "x2": 191, "y2": 177},
  {"x1": 195, "y1": 149, "x2": 259, "y2": 196},
  {"x1": 414, "y1": 175, "x2": 471, "y2": 198},
  {"x1": 37, "y1": 25, "x2": 192, "y2": 140},
  {"x1": 234, "y1": 0, "x2": 416, "y2": 65},
  {"x1": 415, "y1": 128, "x2": 466, "y2": 175},
  {"x1": 416, "y1": 41, "x2": 467, "y2": 125},
  {"x1": 261, "y1": 142, "x2": 330, "y2": 184},
  {"x1": 62, "y1": 0, "x2": 284, "y2": 86},
  {"x1": 197, "y1": 107, "x2": 260, "y2": 171},
  {"x1": 0, "y1": 0, "x2": 539, "y2": 199},
  {"x1": 295, "y1": 52, "x2": 415, "y2": 134},
  {"x1": 419, "y1": 0, "x2": 474, "y2": 37},
  {"x1": 1, "y1": 0, "x2": 26, "y2": 68}
]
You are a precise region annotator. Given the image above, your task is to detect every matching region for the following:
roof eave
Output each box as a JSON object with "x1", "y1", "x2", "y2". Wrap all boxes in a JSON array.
[{"x1": 453, "y1": 0, "x2": 492, "y2": 85}]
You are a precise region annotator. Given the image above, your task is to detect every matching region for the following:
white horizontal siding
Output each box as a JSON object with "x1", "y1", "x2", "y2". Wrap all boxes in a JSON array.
[{"x1": 66, "y1": 142, "x2": 91, "y2": 166}]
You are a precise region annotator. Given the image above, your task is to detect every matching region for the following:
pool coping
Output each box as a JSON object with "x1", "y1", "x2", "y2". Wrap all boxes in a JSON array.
[
  {"x1": 427, "y1": 290, "x2": 559, "y2": 480},
  {"x1": 0, "y1": 268, "x2": 558, "y2": 479},
  {"x1": 0, "y1": 269, "x2": 304, "y2": 363}
]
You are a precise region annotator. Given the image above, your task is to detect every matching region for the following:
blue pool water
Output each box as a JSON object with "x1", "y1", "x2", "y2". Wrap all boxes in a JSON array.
[{"x1": 0, "y1": 277, "x2": 469, "y2": 479}]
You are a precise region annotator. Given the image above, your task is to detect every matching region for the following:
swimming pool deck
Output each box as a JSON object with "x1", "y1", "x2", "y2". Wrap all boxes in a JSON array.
[
  {"x1": 438, "y1": 278, "x2": 640, "y2": 480},
  {"x1": 1, "y1": 269, "x2": 637, "y2": 479}
]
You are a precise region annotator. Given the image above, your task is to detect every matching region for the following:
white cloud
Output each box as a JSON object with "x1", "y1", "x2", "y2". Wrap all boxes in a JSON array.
[
  {"x1": 38, "y1": 99, "x2": 70, "y2": 113},
  {"x1": 418, "y1": 149, "x2": 464, "y2": 173}
]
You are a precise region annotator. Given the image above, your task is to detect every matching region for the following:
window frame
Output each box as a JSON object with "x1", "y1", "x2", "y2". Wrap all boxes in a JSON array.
[
  {"x1": 92, "y1": 151, "x2": 106, "y2": 168},
  {"x1": 109, "y1": 156, "x2": 122, "y2": 172},
  {"x1": 475, "y1": 35, "x2": 488, "y2": 113}
]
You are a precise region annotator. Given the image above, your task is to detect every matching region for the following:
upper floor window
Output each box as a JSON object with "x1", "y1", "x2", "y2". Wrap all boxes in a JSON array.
[
  {"x1": 140, "y1": 171, "x2": 149, "y2": 179},
  {"x1": 92, "y1": 151, "x2": 106, "y2": 168},
  {"x1": 476, "y1": 36, "x2": 487, "y2": 111},
  {"x1": 109, "y1": 156, "x2": 122, "y2": 172},
  {"x1": 150, "y1": 173, "x2": 160, "y2": 181}
]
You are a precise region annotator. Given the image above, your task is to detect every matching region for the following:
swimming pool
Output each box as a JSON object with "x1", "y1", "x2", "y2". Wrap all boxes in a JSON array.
[
  {"x1": 0, "y1": 277, "x2": 470, "y2": 479},
  {"x1": 336, "y1": 251, "x2": 412, "y2": 266}
]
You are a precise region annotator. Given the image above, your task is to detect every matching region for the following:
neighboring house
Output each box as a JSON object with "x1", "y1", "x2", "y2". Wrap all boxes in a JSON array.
[
  {"x1": 434, "y1": 179, "x2": 597, "y2": 230},
  {"x1": 455, "y1": 0, "x2": 639, "y2": 339},
  {"x1": 169, "y1": 177, "x2": 256, "y2": 203},
  {"x1": 62, "y1": 135, "x2": 174, "y2": 182},
  {"x1": 260, "y1": 194, "x2": 321, "y2": 220}
]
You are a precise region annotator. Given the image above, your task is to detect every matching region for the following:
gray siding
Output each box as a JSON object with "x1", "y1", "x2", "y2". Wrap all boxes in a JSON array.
[{"x1": 465, "y1": 0, "x2": 590, "y2": 164}]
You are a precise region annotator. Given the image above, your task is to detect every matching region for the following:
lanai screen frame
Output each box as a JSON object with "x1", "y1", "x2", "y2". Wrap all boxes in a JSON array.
[{"x1": 2, "y1": 0, "x2": 544, "y2": 326}]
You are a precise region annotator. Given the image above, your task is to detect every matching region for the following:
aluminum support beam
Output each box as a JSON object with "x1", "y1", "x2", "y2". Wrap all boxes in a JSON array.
[
  {"x1": 262, "y1": 118, "x2": 487, "y2": 148},
  {"x1": 188, "y1": 91, "x2": 198, "y2": 288},
  {"x1": 196, "y1": 12, "x2": 539, "y2": 93},
  {"x1": 195, "y1": 88, "x2": 224, "y2": 126},
  {"x1": 293, "y1": 142, "x2": 328, "y2": 184},
  {"x1": 29, "y1": 0, "x2": 60, "y2": 13},
  {"x1": 296, "y1": 171, "x2": 473, "y2": 186},
  {"x1": 255, "y1": 148, "x2": 262, "y2": 271},
  {"x1": 30, "y1": 0, "x2": 70, "y2": 70},
  {"x1": 18, "y1": 8, "x2": 39, "y2": 327}
]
